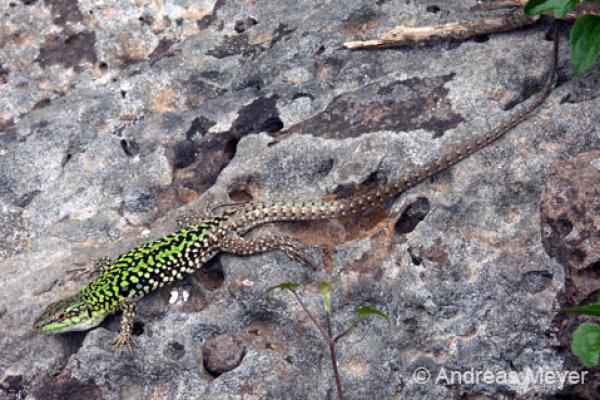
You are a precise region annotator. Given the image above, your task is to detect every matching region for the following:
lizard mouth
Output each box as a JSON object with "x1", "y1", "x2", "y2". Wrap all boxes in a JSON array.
[{"x1": 32, "y1": 296, "x2": 109, "y2": 334}]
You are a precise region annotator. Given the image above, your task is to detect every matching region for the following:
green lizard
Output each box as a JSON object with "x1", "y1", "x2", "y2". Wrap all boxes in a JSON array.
[{"x1": 33, "y1": 33, "x2": 559, "y2": 354}]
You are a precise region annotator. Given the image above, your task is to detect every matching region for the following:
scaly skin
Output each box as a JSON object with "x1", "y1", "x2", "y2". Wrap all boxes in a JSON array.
[{"x1": 33, "y1": 33, "x2": 558, "y2": 354}]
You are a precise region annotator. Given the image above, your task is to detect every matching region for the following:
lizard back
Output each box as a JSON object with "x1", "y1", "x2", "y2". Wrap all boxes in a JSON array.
[{"x1": 79, "y1": 219, "x2": 225, "y2": 311}]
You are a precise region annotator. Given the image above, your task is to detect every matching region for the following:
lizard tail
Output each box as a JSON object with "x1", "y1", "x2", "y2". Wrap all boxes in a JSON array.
[
  {"x1": 229, "y1": 25, "x2": 558, "y2": 232},
  {"x1": 336, "y1": 22, "x2": 559, "y2": 216}
]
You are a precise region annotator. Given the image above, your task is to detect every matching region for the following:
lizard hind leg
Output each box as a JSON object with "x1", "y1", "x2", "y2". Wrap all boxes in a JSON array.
[{"x1": 219, "y1": 232, "x2": 314, "y2": 268}]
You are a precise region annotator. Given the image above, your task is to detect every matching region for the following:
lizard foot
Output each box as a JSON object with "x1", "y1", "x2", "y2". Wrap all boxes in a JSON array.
[
  {"x1": 279, "y1": 240, "x2": 314, "y2": 269},
  {"x1": 113, "y1": 332, "x2": 136, "y2": 356}
]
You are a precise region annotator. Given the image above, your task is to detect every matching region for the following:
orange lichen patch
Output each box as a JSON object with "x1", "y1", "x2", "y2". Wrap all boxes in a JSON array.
[
  {"x1": 177, "y1": 187, "x2": 199, "y2": 204},
  {"x1": 342, "y1": 359, "x2": 366, "y2": 377},
  {"x1": 248, "y1": 29, "x2": 274, "y2": 46},
  {"x1": 182, "y1": 24, "x2": 200, "y2": 37},
  {"x1": 284, "y1": 219, "x2": 345, "y2": 247},
  {"x1": 0, "y1": 117, "x2": 14, "y2": 133},
  {"x1": 341, "y1": 206, "x2": 390, "y2": 241},
  {"x1": 277, "y1": 197, "x2": 395, "y2": 274},
  {"x1": 179, "y1": 3, "x2": 214, "y2": 20},
  {"x1": 488, "y1": 88, "x2": 508, "y2": 101},
  {"x1": 315, "y1": 65, "x2": 335, "y2": 82},
  {"x1": 421, "y1": 238, "x2": 449, "y2": 265},
  {"x1": 17, "y1": 31, "x2": 38, "y2": 48},
  {"x1": 118, "y1": 112, "x2": 140, "y2": 122},
  {"x1": 35, "y1": 80, "x2": 62, "y2": 92},
  {"x1": 322, "y1": 246, "x2": 335, "y2": 273},
  {"x1": 155, "y1": 186, "x2": 181, "y2": 215},
  {"x1": 118, "y1": 34, "x2": 155, "y2": 63},
  {"x1": 102, "y1": 7, "x2": 119, "y2": 18},
  {"x1": 147, "y1": 84, "x2": 179, "y2": 112},
  {"x1": 346, "y1": 229, "x2": 393, "y2": 275},
  {"x1": 281, "y1": 220, "x2": 342, "y2": 273}
]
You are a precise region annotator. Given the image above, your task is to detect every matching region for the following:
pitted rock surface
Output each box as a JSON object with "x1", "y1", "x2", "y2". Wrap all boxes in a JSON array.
[{"x1": 1, "y1": 1, "x2": 600, "y2": 399}]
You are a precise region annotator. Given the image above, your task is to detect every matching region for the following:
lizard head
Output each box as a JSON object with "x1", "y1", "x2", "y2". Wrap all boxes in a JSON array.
[{"x1": 33, "y1": 295, "x2": 109, "y2": 334}]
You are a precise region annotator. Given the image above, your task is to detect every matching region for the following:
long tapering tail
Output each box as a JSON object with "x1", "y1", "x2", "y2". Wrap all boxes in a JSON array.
[{"x1": 227, "y1": 25, "x2": 559, "y2": 233}]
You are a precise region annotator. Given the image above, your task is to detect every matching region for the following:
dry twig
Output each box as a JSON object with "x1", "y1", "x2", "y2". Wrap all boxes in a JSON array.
[
  {"x1": 344, "y1": 10, "x2": 537, "y2": 49},
  {"x1": 343, "y1": 1, "x2": 600, "y2": 50}
]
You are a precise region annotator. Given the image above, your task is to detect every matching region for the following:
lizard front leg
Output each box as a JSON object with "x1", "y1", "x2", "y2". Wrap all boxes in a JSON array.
[
  {"x1": 219, "y1": 232, "x2": 313, "y2": 267},
  {"x1": 67, "y1": 257, "x2": 112, "y2": 280},
  {"x1": 113, "y1": 300, "x2": 136, "y2": 355}
]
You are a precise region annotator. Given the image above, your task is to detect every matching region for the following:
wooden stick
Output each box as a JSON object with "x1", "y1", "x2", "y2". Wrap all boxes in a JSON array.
[
  {"x1": 344, "y1": 10, "x2": 537, "y2": 49},
  {"x1": 343, "y1": 1, "x2": 600, "y2": 50}
]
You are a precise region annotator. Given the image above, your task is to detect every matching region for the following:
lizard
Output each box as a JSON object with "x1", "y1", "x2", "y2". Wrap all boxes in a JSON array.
[{"x1": 33, "y1": 29, "x2": 559, "y2": 354}]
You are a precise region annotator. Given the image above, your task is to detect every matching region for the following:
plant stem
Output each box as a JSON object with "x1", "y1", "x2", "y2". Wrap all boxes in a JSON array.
[
  {"x1": 291, "y1": 291, "x2": 330, "y2": 344},
  {"x1": 328, "y1": 339, "x2": 344, "y2": 400},
  {"x1": 291, "y1": 290, "x2": 344, "y2": 400},
  {"x1": 333, "y1": 319, "x2": 360, "y2": 344}
]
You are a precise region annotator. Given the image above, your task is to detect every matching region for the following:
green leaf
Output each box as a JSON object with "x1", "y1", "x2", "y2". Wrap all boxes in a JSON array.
[
  {"x1": 524, "y1": 0, "x2": 579, "y2": 18},
  {"x1": 356, "y1": 305, "x2": 390, "y2": 323},
  {"x1": 319, "y1": 281, "x2": 331, "y2": 313},
  {"x1": 266, "y1": 282, "x2": 299, "y2": 296},
  {"x1": 563, "y1": 303, "x2": 600, "y2": 316},
  {"x1": 570, "y1": 15, "x2": 600, "y2": 75},
  {"x1": 571, "y1": 323, "x2": 600, "y2": 367}
]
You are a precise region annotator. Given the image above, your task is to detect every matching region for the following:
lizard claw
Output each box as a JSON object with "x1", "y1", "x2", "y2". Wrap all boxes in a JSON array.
[
  {"x1": 67, "y1": 257, "x2": 112, "y2": 280},
  {"x1": 281, "y1": 244, "x2": 314, "y2": 269},
  {"x1": 113, "y1": 332, "x2": 136, "y2": 356},
  {"x1": 67, "y1": 265, "x2": 97, "y2": 281}
]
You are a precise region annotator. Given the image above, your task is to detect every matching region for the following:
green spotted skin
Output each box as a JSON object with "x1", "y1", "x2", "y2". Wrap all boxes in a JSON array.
[{"x1": 81, "y1": 218, "x2": 225, "y2": 313}]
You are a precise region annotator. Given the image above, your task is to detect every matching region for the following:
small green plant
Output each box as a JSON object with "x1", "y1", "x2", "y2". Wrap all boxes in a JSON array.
[
  {"x1": 563, "y1": 294, "x2": 600, "y2": 367},
  {"x1": 525, "y1": 0, "x2": 600, "y2": 74},
  {"x1": 267, "y1": 281, "x2": 389, "y2": 400}
]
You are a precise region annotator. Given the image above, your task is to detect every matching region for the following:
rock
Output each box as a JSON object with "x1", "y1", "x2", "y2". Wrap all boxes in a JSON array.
[
  {"x1": 1, "y1": 0, "x2": 599, "y2": 399},
  {"x1": 540, "y1": 151, "x2": 600, "y2": 400},
  {"x1": 541, "y1": 151, "x2": 600, "y2": 276},
  {"x1": 202, "y1": 333, "x2": 246, "y2": 376}
]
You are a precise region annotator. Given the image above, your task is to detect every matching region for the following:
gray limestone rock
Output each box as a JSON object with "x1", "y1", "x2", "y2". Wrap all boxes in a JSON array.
[{"x1": 1, "y1": 0, "x2": 599, "y2": 399}]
